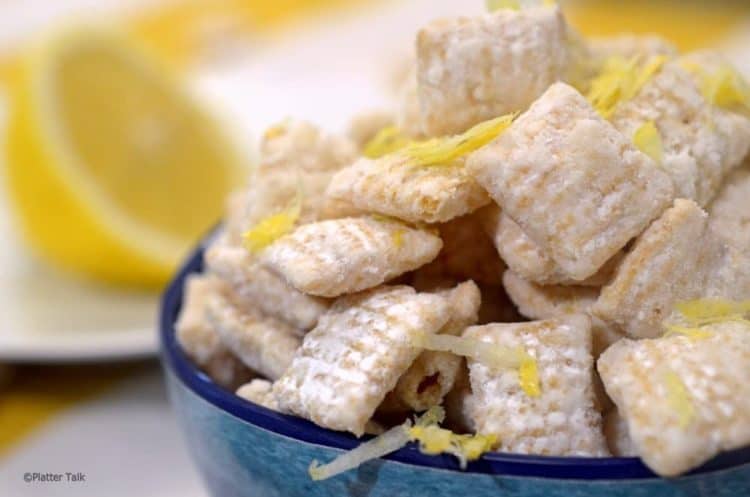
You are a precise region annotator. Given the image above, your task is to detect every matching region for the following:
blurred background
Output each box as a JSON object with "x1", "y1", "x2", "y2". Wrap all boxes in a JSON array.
[{"x1": 0, "y1": 1, "x2": 749, "y2": 496}]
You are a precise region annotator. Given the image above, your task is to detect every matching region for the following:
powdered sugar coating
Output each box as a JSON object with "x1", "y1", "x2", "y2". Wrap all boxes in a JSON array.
[
  {"x1": 502, "y1": 270, "x2": 599, "y2": 319},
  {"x1": 598, "y1": 323, "x2": 750, "y2": 476},
  {"x1": 502, "y1": 270, "x2": 623, "y2": 358},
  {"x1": 176, "y1": 274, "x2": 253, "y2": 388},
  {"x1": 417, "y1": 6, "x2": 568, "y2": 136},
  {"x1": 593, "y1": 199, "x2": 723, "y2": 339},
  {"x1": 709, "y1": 162, "x2": 750, "y2": 253},
  {"x1": 465, "y1": 315, "x2": 608, "y2": 456},
  {"x1": 478, "y1": 205, "x2": 619, "y2": 286},
  {"x1": 603, "y1": 409, "x2": 636, "y2": 457},
  {"x1": 206, "y1": 292, "x2": 301, "y2": 381},
  {"x1": 468, "y1": 83, "x2": 673, "y2": 281},
  {"x1": 237, "y1": 379, "x2": 279, "y2": 411},
  {"x1": 258, "y1": 119, "x2": 357, "y2": 175},
  {"x1": 273, "y1": 285, "x2": 450, "y2": 436},
  {"x1": 610, "y1": 55, "x2": 750, "y2": 206},
  {"x1": 384, "y1": 281, "x2": 481, "y2": 412},
  {"x1": 261, "y1": 216, "x2": 442, "y2": 298},
  {"x1": 325, "y1": 156, "x2": 490, "y2": 224},
  {"x1": 205, "y1": 234, "x2": 329, "y2": 331}
]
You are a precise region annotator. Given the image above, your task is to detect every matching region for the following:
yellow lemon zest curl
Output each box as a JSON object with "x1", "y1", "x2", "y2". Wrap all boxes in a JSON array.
[
  {"x1": 401, "y1": 113, "x2": 516, "y2": 167},
  {"x1": 242, "y1": 194, "x2": 302, "y2": 254},
  {"x1": 633, "y1": 121, "x2": 664, "y2": 164},
  {"x1": 682, "y1": 62, "x2": 750, "y2": 112},
  {"x1": 664, "y1": 370, "x2": 695, "y2": 429},
  {"x1": 587, "y1": 55, "x2": 668, "y2": 118},
  {"x1": 662, "y1": 298, "x2": 750, "y2": 341},
  {"x1": 674, "y1": 298, "x2": 750, "y2": 326},
  {"x1": 663, "y1": 325, "x2": 713, "y2": 341},
  {"x1": 363, "y1": 126, "x2": 412, "y2": 159},
  {"x1": 518, "y1": 352, "x2": 542, "y2": 397}
]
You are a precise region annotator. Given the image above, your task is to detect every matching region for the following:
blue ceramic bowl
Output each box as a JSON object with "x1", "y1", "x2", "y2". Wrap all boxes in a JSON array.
[{"x1": 160, "y1": 239, "x2": 750, "y2": 497}]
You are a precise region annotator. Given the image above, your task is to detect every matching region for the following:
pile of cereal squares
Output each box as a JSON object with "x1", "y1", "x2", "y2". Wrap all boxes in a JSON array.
[{"x1": 176, "y1": 0, "x2": 750, "y2": 478}]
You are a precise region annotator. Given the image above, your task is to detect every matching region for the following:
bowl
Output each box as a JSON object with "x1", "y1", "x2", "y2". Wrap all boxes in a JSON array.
[{"x1": 160, "y1": 238, "x2": 750, "y2": 497}]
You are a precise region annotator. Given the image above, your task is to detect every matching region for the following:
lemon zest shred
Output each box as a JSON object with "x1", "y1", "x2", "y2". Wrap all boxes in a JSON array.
[
  {"x1": 408, "y1": 425, "x2": 453, "y2": 454},
  {"x1": 407, "y1": 425, "x2": 498, "y2": 469},
  {"x1": 309, "y1": 423, "x2": 411, "y2": 481},
  {"x1": 363, "y1": 126, "x2": 412, "y2": 159},
  {"x1": 401, "y1": 113, "x2": 516, "y2": 167},
  {"x1": 308, "y1": 407, "x2": 444, "y2": 481},
  {"x1": 674, "y1": 298, "x2": 750, "y2": 326},
  {"x1": 242, "y1": 195, "x2": 302, "y2": 254},
  {"x1": 663, "y1": 298, "x2": 750, "y2": 339},
  {"x1": 681, "y1": 63, "x2": 750, "y2": 112},
  {"x1": 664, "y1": 370, "x2": 695, "y2": 429},
  {"x1": 663, "y1": 325, "x2": 713, "y2": 341},
  {"x1": 392, "y1": 229, "x2": 404, "y2": 248},
  {"x1": 518, "y1": 352, "x2": 541, "y2": 397},
  {"x1": 633, "y1": 121, "x2": 663, "y2": 164},
  {"x1": 634, "y1": 55, "x2": 668, "y2": 95},
  {"x1": 707, "y1": 67, "x2": 750, "y2": 110},
  {"x1": 587, "y1": 55, "x2": 667, "y2": 118}
]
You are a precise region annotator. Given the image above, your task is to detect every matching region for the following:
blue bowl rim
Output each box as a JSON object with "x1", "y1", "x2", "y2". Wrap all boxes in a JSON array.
[{"x1": 160, "y1": 234, "x2": 750, "y2": 481}]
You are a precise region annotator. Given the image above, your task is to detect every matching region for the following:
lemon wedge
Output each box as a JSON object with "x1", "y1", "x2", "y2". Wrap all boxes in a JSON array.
[{"x1": 5, "y1": 28, "x2": 246, "y2": 288}]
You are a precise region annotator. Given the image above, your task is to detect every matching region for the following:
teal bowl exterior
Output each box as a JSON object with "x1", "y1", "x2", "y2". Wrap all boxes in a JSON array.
[{"x1": 161, "y1": 239, "x2": 750, "y2": 497}]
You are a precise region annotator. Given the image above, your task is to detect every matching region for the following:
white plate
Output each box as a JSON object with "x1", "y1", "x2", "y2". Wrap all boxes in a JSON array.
[{"x1": 0, "y1": 202, "x2": 159, "y2": 363}]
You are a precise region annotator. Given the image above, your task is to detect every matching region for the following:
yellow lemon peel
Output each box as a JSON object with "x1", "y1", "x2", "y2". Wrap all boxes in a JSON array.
[
  {"x1": 664, "y1": 370, "x2": 695, "y2": 429},
  {"x1": 633, "y1": 121, "x2": 664, "y2": 164},
  {"x1": 308, "y1": 407, "x2": 444, "y2": 481},
  {"x1": 363, "y1": 126, "x2": 412, "y2": 159},
  {"x1": 587, "y1": 55, "x2": 668, "y2": 118},
  {"x1": 401, "y1": 113, "x2": 516, "y2": 167},
  {"x1": 242, "y1": 195, "x2": 302, "y2": 254}
]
